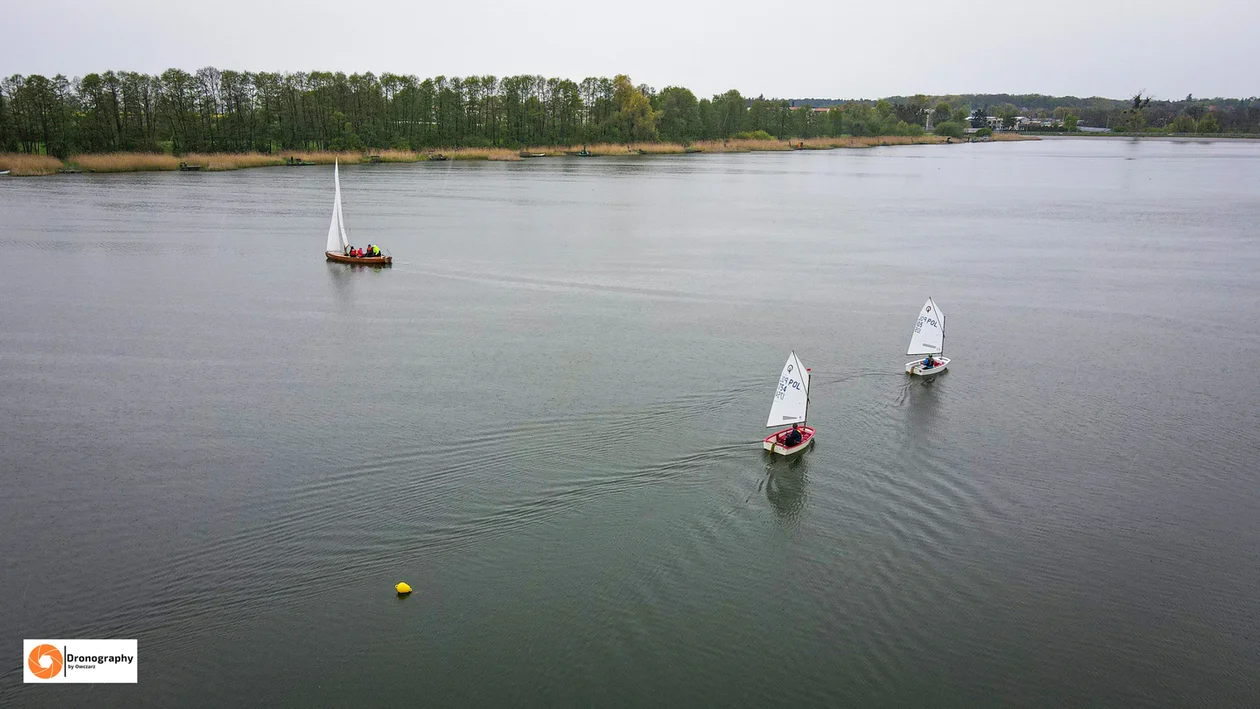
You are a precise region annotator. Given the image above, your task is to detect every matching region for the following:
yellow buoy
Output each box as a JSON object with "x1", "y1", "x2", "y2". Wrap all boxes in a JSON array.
[{"x1": 395, "y1": 582, "x2": 412, "y2": 595}]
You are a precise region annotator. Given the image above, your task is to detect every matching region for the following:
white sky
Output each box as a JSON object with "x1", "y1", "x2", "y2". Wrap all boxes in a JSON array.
[{"x1": 3, "y1": 0, "x2": 1257, "y2": 100}]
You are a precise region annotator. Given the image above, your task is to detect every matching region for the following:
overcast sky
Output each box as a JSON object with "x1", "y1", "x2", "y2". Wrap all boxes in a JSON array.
[{"x1": 3, "y1": 0, "x2": 1257, "y2": 99}]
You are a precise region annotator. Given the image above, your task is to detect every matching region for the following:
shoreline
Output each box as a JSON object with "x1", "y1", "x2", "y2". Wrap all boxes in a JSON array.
[{"x1": 0, "y1": 134, "x2": 1037, "y2": 177}]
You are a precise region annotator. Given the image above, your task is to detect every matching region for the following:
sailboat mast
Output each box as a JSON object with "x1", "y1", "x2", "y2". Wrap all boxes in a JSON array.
[
  {"x1": 799, "y1": 353, "x2": 809, "y2": 427},
  {"x1": 936, "y1": 298, "x2": 945, "y2": 356}
]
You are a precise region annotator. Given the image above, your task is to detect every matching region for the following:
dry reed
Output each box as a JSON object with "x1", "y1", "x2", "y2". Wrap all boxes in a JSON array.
[
  {"x1": 990, "y1": 132, "x2": 1039, "y2": 142},
  {"x1": 693, "y1": 138, "x2": 786, "y2": 152},
  {"x1": 7, "y1": 133, "x2": 1006, "y2": 177},
  {"x1": 284, "y1": 151, "x2": 368, "y2": 165},
  {"x1": 0, "y1": 153, "x2": 64, "y2": 176},
  {"x1": 191, "y1": 153, "x2": 286, "y2": 171},
  {"x1": 629, "y1": 143, "x2": 686, "y2": 154},
  {"x1": 71, "y1": 153, "x2": 179, "y2": 172},
  {"x1": 369, "y1": 149, "x2": 420, "y2": 162}
]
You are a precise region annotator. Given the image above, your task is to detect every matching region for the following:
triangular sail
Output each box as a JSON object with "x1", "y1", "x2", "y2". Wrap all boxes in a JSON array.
[
  {"x1": 766, "y1": 351, "x2": 810, "y2": 428},
  {"x1": 325, "y1": 160, "x2": 349, "y2": 253},
  {"x1": 335, "y1": 161, "x2": 348, "y2": 248},
  {"x1": 907, "y1": 298, "x2": 945, "y2": 355}
]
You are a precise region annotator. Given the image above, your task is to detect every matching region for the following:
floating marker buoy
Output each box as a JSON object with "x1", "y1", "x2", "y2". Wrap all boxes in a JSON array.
[{"x1": 395, "y1": 582, "x2": 412, "y2": 595}]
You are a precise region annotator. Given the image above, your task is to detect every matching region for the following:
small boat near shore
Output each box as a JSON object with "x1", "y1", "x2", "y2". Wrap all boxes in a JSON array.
[
  {"x1": 905, "y1": 297, "x2": 948, "y2": 375},
  {"x1": 326, "y1": 251, "x2": 391, "y2": 265},
  {"x1": 566, "y1": 145, "x2": 594, "y2": 157},
  {"x1": 324, "y1": 160, "x2": 391, "y2": 266},
  {"x1": 763, "y1": 351, "x2": 815, "y2": 456}
]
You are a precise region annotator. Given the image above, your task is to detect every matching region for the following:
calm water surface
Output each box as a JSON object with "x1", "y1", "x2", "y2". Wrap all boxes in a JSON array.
[{"x1": 2, "y1": 138, "x2": 1259, "y2": 707}]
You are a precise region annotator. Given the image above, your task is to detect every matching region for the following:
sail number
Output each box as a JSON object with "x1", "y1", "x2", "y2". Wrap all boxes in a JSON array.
[
  {"x1": 776, "y1": 375, "x2": 803, "y2": 400},
  {"x1": 914, "y1": 315, "x2": 939, "y2": 334}
]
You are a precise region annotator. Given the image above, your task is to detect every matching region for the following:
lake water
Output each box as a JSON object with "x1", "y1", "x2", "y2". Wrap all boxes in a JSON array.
[{"x1": 2, "y1": 138, "x2": 1259, "y2": 707}]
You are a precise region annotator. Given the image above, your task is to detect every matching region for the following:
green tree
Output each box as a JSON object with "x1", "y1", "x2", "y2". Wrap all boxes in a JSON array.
[
  {"x1": 969, "y1": 105, "x2": 988, "y2": 129},
  {"x1": 1197, "y1": 112, "x2": 1219, "y2": 133},
  {"x1": 1171, "y1": 114, "x2": 1196, "y2": 133},
  {"x1": 710, "y1": 89, "x2": 746, "y2": 139},
  {"x1": 892, "y1": 95, "x2": 928, "y2": 125},
  {"x1": 655, "y1": 86, "x2": 700, "y2": 143},
  {"x1": 931, "y1": 102, "x2": 951, "y2": 127},
  {"x1": 610, "y1": 74, "x2": 659, "y2": 142},
  {"x1": 1064, "y1": 114, "x2": 1079, "y2": 131},
  {"x1": 934, "y1": 121, "x2": 963, "y2": 138}
]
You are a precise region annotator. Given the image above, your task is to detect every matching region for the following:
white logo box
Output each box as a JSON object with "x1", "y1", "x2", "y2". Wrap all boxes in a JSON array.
[{"x1": 24, "y1": 639, "x2": 138, "y2": 683}]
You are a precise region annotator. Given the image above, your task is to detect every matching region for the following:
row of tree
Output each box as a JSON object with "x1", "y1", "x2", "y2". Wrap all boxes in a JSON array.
[
  {"x1": 0, "y1": 70, "x2": 1000, "y2": 157},
  {"x1": 3, "y1": 70, "x2": 1257, "y2": 157}
]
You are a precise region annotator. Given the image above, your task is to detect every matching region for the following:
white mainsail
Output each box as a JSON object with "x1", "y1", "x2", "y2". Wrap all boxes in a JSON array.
[
  {"x1": 907, "y1": 298, "x2": 945, "y2": 355},
  {"x1": 325, "y1": 159, "x2": 349, "y2": 253},
  {"x1": 766, "y1": 351, "x2": 810, "y2": 428}
]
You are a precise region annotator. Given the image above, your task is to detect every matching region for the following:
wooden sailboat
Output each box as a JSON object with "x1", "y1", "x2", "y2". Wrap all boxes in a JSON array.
[
  {"x1": 763, "y1": 351, "x2": 815, "y2": 456},
  {"x1": 905, "y1": 297, "x2": 948, "y2": 375},
  {"x1": 324, "y1": 159, "x2": 392, "y2": 266}
]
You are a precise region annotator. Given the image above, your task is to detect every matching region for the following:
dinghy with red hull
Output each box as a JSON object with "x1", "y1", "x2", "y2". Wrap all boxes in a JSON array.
[{"x1": 763, "y1": 351, "x2": 815, "y2": 456}]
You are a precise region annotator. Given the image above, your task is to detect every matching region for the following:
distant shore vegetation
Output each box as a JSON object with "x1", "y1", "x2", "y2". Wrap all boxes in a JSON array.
[
  {"x1": 1, "y1": 70, "x2": 1046, "y2": 160},
  {"x1": 0, "y1": 134, "x2": 1033, "y2": 176},
  {"x1": 1, "y1": 69, "x2": 1251, "y2": 175}
]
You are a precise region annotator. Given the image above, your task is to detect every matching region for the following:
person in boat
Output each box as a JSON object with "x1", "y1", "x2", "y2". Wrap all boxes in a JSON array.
[
  {"x1": 783, "y1": 423, "x2": 803, "y2": 447},
  {"x1": 344, "y1": 245, "x2": 353, "y2": 256},
  {"x1": 922, "y1": 356, "x2": 934, "y2": 369},
  {"x1": 370, "y1": 244, "x2": 381, "y2": 257}
]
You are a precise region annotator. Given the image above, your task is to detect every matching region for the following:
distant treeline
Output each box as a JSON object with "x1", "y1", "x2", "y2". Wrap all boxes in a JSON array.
[
  {"x1": 3, "y1": 70, "x2": 1258, "y2": 158},
  {"x1": 874, "y1": 93, "x2": 1260, "y2": 133},
  {"x1": 0, "y1": 70, "x2": 968, "y2": 157}
]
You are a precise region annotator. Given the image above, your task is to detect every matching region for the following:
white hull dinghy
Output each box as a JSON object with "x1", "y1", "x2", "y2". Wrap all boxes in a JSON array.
[
  {"x1": 906, "y1": 356, "x2": 949, "y2": 375},
  {"x1": 763, "y1": 351, "x2": 815, "y2": 456},
  {"x1": 905, "y1": 297, "x2": 948, "y2": 376}
]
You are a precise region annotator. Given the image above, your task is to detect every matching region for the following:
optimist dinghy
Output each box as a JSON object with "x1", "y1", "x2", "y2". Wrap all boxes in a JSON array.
[
  {"x1": 763, "y1": 351, "x2": 815, "y2": 456},
  {"x1": 905, "y1": 297, "x2": 949, "y2": 375}
]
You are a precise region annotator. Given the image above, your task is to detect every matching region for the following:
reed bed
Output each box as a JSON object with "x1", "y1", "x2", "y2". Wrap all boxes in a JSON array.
[
  {"x1": 630, "y1": 143, "x2": 687, "y2": 154},
  {"x1": 692, "y1": 138, "x2": 792, "y2": 152},
  {"x1": 283, "y1": 151, "x2": 368, "y2": 165},
  {"x1": 442, "y1": 147, "x2": 520, "y2": 161},
  {"x1": 0, "y1": 153, "x2": 64, "y2": 176},
  {"x1": 71, "y1": 153, "x2": 180, "y2": 172},
  {"x1": 194, "y1": 153, "x2": 287, "y2": 171},
  {"x1": 6, "y1": 133, "x2": 1019, "y2": 177},
  {"x1": 796, "y1": 135, "x2": 949, "y2": 149},
  {"x1": 370, "y1": 149, "x2": 420, "y2": 162}
]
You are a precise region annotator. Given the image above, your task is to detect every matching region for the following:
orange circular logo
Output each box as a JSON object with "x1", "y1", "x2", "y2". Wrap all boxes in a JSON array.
[{"x1": 28, "y1": 644, "x2": 63, "y2": 679}]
